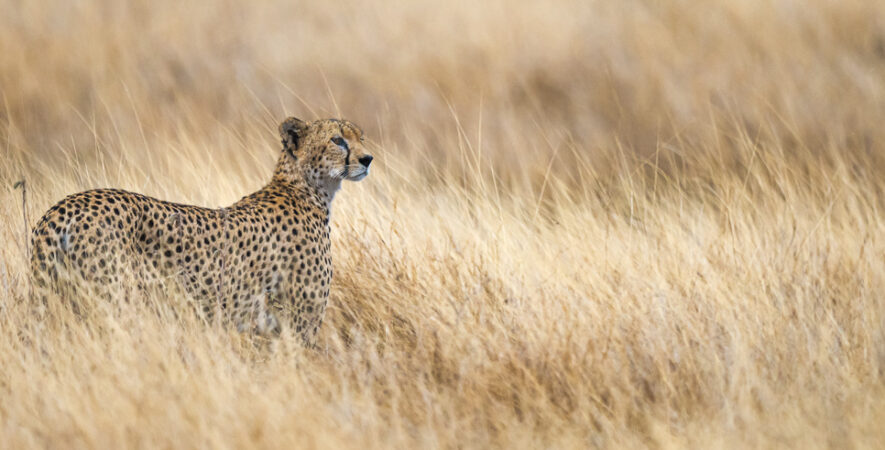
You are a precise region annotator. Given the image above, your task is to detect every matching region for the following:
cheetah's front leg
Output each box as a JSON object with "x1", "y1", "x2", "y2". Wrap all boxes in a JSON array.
[{"x1": 275, "y1": 284, "x2": 326, "y2": 348}]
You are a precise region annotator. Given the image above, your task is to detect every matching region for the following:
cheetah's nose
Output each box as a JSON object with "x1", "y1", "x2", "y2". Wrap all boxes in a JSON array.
[{"x1": 358, "y1": 155, "x2": 374, "y2": 167}]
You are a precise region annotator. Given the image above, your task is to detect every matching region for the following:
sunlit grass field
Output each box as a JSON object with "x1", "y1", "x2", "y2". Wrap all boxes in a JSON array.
[{"x1": 2, "y1": 0, "x2": 885, "y2": 447}]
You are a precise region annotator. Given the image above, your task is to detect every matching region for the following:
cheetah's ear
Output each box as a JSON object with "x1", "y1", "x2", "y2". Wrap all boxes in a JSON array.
[{"x1": 279, "y1": 117, "x2": 309, "y2": 153}]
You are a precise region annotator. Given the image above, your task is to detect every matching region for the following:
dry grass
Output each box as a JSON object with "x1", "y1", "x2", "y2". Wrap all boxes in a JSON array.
[{"x1": 2, "y1": 0, "x2": 885, "y2": 448}]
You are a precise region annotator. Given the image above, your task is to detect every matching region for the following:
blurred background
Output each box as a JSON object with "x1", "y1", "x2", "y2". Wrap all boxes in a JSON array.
[{"x1": 3, "y1": 0, "x2": 883, "y2": 194}]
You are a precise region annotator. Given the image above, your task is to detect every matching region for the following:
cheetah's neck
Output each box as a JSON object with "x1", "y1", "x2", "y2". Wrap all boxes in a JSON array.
[
  {"x1": 315, "y1": 177, "x2": 341, "y2": 211},
  {"x1": 253, "y1": 177, "x2": 334, "y2": 218}
]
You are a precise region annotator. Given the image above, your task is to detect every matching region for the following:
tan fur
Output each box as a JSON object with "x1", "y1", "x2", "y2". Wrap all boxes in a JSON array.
[{"x1": 29, "y1": 117, "x2": 373, "y2": 346}]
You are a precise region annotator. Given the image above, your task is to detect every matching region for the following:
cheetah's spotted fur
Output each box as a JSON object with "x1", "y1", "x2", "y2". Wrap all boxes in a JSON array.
[{"x1": 29, "y1": 117, "x2": 373, "y2": 345}]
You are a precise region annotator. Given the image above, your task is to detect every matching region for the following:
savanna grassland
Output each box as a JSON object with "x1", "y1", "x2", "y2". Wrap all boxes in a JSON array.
[{"x1": 2, "y1": 0, "x2": 885, "y2": 448}]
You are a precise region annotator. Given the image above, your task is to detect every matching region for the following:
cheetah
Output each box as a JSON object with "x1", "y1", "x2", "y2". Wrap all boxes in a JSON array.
[{"x1": 29, "y1": 117, "x2": 373, "y2": 345}]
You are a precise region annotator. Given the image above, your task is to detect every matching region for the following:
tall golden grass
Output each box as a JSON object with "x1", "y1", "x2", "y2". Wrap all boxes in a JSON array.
[{"x1": 2, "y1": 0, "x2": 885, "y2": 447}]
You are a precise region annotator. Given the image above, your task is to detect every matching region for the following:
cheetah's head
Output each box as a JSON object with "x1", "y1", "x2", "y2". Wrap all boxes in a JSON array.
[{"x1": 275, "y1": 117, "x2": 373, "y2": 196}]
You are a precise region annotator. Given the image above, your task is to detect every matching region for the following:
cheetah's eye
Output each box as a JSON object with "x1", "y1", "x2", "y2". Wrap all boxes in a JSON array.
[{"x1": 331, "y1": 136, "x2": 348, "y2": 150}]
